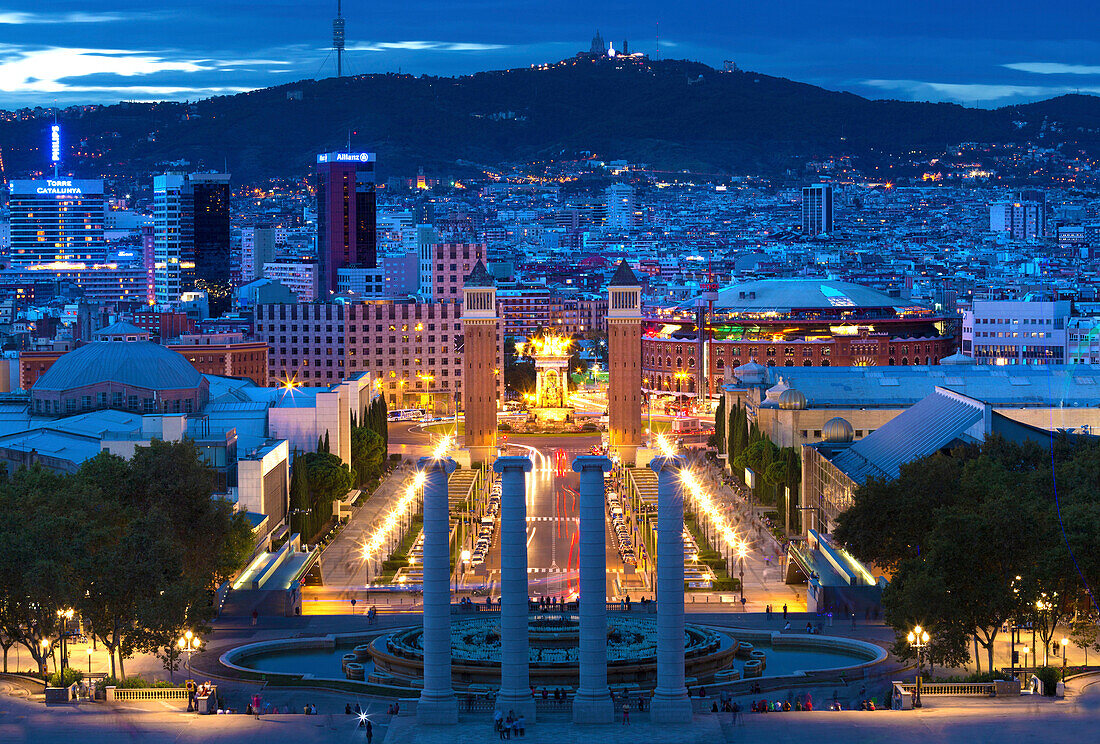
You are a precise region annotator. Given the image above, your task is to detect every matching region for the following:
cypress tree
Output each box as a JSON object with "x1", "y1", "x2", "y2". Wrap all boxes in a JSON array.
[{"x1": 323, "y1": 431, "x2": 331, "y2": 453}]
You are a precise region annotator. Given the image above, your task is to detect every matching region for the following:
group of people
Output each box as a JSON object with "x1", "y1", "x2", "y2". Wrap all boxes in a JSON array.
[{"x1": 493, "y1": 709, "x2": 526, "y2": 739}]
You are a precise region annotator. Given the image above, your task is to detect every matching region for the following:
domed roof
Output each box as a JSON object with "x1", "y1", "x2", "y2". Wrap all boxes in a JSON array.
[
  {"x1": 822, "y1": 417, "x2": 854, "y2": 443},
  {"x1": 33, "y1": 341, "x2": 204, "y2": 393},
  {"x1": 683, "y1": 278, "x2": 928, "y2": 313},
  {"x1": 778, "y1": 388, "x2": 807, "y2": 410},
  {"x1": 733, "y1": 360, "x2": 766, "y2": 384},
  {"x1": 939, "y1": 351, "x2": 975, "y2": 365}
]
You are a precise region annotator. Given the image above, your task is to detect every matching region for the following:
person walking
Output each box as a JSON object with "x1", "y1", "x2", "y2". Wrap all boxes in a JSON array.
[
  {"x1": 251, "y1": 609, "x2": 258, "y2": 626},
  {"x1": 622, "y1": 702, "x2": 630, "y2": 724},
  {"x1": 365, "y1": 719, "x2": 373, "y2": 744},
  {"x1": 782, "y1": 603, "x2": 788, "y2": 620}
]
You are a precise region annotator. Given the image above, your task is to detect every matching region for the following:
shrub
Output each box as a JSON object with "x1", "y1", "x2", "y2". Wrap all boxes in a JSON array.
[
  {"x1": 48, "y1": 667, "x2": 84, "y2": 688},
  {"x1": 710, "y1": 577, "x2": 741, "y2": 592},
  {"x1": 1037, "y1": 666, "x2": 1060, "y2": 696},
  {"x1": 580, "y1": 423, "x2": 598, "y2": 433},
  {"x1": 498, "y1": 423, "x2": 512, "y2": 432},
  {"x1": 382, "y1": 558, "x2": 410, "y2": 571}
]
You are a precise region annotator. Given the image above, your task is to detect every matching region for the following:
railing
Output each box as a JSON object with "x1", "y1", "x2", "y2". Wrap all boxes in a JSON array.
[
  {"x1": 106, "y1": 686, "x2": 190, "y2": 701},
  {"x1": 897, "y1": 682, "x2": 994, "y2": 696}
]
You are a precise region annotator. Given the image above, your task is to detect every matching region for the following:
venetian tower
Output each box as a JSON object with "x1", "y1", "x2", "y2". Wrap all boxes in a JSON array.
[
  {"x1": 462, "y1": 260, "x2": 498, "y2": 465},
  {"x1": 607, "y1": 260, "x2": 642, "y2": 464}
]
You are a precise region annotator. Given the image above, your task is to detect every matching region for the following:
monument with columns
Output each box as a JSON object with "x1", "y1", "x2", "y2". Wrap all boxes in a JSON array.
[
  {"x1": 493, "y1": 455, "x2": 536, "y2": 722},
  {"x1": 416, "y1": 455, "x2": 459, "y2": 724},
  {"x1": 607, "y1": 261, "x2": 644, "y2": 464}
]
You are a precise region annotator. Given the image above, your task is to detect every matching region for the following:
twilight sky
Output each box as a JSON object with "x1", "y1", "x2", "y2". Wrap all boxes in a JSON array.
[{"x1": 2, "y1": 1, "x2": 1099, "y2": 108}]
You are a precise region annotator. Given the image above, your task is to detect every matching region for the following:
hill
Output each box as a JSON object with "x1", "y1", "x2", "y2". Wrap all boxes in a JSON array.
[{"x1": 2, "y1": 58, "x2": 1098, "y2": 182}]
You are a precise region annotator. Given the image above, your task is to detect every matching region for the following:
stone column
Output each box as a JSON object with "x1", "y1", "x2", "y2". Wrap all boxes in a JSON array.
[
  {"x1": 417, "y1": 456, "x2": 458, "y2": 724},
  {"x1": 571, "y1": 455, "x2": 614, "y2": 724},
  {"x1": 494, "y1": 455, "x2": 535, "y2": 721},
  {"x1": 649, "y1": 455, "x2": 692, "y2": 723}
]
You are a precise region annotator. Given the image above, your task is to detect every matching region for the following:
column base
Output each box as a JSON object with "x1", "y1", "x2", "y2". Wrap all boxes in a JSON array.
[
  {"x1": 495, "y1": 693, "x2": 536, "y2": 723},
  {"x1": 463, "y1": 445, "x2": 496, "y2": 468},
  {"x1": 649, "y1": 690, "x2": 693, "y2": 724},
  {"x1": 416, "y1": 692, "x2": 458, "y2": 725},
  {"x1": 572, "y1": 692, "x2": 614, "y2": 724}
]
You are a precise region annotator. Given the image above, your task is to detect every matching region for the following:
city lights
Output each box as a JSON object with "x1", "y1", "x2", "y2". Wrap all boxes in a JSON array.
[{"x1": 361, "y1": 470, "x2": 425, "y2": 563}]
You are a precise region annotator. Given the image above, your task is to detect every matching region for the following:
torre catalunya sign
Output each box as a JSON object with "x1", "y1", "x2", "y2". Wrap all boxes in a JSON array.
[{"x1": 9, "y1": 179, "x2": 103, "y2": 197}]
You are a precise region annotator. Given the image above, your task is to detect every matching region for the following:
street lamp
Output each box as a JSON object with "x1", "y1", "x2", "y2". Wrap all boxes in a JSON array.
[
  {"x1": 56, "y1": 608, "x2": 73, "y2": 673},
  {"x1": 40, "y1": 639, "x2": 50, "y2": 690},
  {"x1": 906, "y1": 625, "x2": 929, "y2": 708},
  {"x1": 86, "y1": 647, "x2": 92, "y2": 678},
  {"x1": 737, "y1": 543, "x2": 747, "y2": 607},
  {"x1": 178, "y1": 630, "x2": 200, "y2": 677},
  {"x1": 1061, "y1": 636, "x2": 1069, "y2": 680},
  {"x1": 457, "y1": 549, "x2": 471, "y2": 594}
]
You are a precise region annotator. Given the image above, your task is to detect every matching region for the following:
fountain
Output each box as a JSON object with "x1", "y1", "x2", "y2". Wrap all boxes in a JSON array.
[{"x1": 517, "y1": 333, "x2": 574, "y2": 427}]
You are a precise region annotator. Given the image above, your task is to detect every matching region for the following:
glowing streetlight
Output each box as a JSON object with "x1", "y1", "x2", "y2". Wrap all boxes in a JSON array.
[
  {"x1": 1061, "y1": 636, "x2": 1069, "y2": 680},
  {"x1": 178, "y1": 630, "x2": 200, "y2": 676},
  {"x1": 906, "y1": 625, "x2": 930, "y2": 708}
]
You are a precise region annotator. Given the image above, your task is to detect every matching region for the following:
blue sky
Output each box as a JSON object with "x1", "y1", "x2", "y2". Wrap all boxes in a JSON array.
[{"x1": 1, "y1": 1, "x2": 1099, "y2": 108}]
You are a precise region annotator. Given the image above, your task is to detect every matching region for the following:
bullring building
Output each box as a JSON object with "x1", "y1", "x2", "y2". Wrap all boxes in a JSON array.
[{"x1": 641, "y1": 279, "x2": 957, "y2": 400}]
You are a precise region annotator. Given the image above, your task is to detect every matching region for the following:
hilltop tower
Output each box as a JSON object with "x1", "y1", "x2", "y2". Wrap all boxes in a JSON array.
[
  {"x1": 607, "y1": 260, "x2": 642, "y2": 464},
  {"x1": 590, "y1": 30, "x2": 605, "y2": 55},
  {"x1": 462, "y1": 261, "x2": 498, "y2": 465},
  {"x1": 333, "y1": 1, "x2": 346, "y2": 77}
]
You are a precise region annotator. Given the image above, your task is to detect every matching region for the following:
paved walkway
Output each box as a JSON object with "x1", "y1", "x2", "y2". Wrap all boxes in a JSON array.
[{"x1": 319, "y1": 464, "x2": 416, "y2": 588}]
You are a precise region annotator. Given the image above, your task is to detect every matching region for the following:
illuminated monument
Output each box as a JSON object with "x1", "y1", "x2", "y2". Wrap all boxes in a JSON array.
[
  {"x1": 607, "y1": 260, "x2": 643, "y2": 463},
  {"x1": 518, "y1": 333, "x2": 574, "y2": 426},
  {"x1": 462, "y1": 261, "x2": 498, "y2": 465}
]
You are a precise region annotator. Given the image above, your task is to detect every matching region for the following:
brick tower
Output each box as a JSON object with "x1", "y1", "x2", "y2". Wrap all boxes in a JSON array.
[
  {"x1": 462, "y1": 260, "x2": 498, "y2": 465},
  {"x1": 607, "y1": 260, "x2": 642, "y2": 464}
]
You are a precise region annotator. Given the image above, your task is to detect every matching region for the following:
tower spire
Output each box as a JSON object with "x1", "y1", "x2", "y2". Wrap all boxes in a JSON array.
[{"x1": 333, "y1": 0, "x2": 346, "y2": 78}]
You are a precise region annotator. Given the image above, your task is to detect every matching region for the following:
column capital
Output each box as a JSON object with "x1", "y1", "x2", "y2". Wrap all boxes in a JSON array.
[
  {"x1": 572, "y1": 455, "x2": 613, "y2": 474},
  {"x1": 493, "y1": 455, "x2": 533, "y2": 473},
  {"x1": 649, "y1": 454, "x2": 687, "y2": 474},
  {"x1": 417, "y1": 456, "x2": 458, "y2": 475}
]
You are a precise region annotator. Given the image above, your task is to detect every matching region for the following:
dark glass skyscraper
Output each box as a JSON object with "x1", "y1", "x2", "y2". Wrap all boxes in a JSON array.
[
  {"x1": 190, "y1": 172, "x2": 232, "y2": 312},
  {"x1": 316, "y1": 152, "x2": 376, "y2": 296}
]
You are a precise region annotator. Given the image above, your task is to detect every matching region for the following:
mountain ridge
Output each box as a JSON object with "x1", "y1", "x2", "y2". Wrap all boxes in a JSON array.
[{"x1": 2, "y1": 58, "x2": 1097, "y2": 182}]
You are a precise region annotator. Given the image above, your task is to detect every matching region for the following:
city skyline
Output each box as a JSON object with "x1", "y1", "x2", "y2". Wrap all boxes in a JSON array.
[{"x1": 0, "y1": 1, "x2": 1100, "y2": 108}]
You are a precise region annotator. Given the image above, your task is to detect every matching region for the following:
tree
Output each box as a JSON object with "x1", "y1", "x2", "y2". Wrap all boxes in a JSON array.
[
  {"x1": 352, "y1": 427, "x2": 386, "y2": 487},
  {"x1": 713, "y1": 397, "x2": 725, "y2": 454}
]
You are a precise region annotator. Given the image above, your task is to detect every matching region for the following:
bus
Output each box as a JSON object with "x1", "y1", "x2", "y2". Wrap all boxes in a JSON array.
[{"x1": 387, "y1": 408, "x2": 426, "y2": 422}]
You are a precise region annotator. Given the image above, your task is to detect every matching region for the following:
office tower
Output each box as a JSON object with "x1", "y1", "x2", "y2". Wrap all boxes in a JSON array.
[
  {"x1": 605, "y1": 183, "x2": 637, "y2": 230},
  {"x1": 962, "y1": 299, "x2": 1071, "y2": 365},
  {"x1": 802, "y1": 184, "x2": 834, "y2": 235},
  {"x1": 316, "y1": 152, "x2": 377, "y2": 296},
  {"x1": 153, "y1": 174, "x2": 193, "y2": 304},
  {"x1": 990, "y1": 200, "x2": 1045, "y2": 241},
  {"x1": 190, "y1": 172, "x2": 231, "y2": 312},
  {"x1": 8, "y1": 179, "x2": 105, "y2": 267},
  {"x1": 241, "y1": 224, "x2": 276, "y2": 282}
]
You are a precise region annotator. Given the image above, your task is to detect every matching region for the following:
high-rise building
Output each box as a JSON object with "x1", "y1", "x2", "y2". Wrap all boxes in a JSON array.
[
  {"x1": 605, "y1": 183, "x2": 637, "y2": 230},
  {"x1": 153, "y1": 174, "x2": 193, "y2": 304},
  {"x1": 989, "y1": 201, "x2": 1044, "y2": 241},
  {"x1": 262, "y1": 260, "x2": 319, "y2": 302},
  {"x1": 8, "y1": 179, "x2": 105, "y2": 267},
  {"x1": 316, "y1": 152, "x2": 377, "y2": 297},
  {"x1": 801, "y1": 184, "x2": 834, "y2": 235},
  {"x1": 190, "y1": 173, "x2": 232, "y2": 310},
  {"x1": 241, "y1": 224, "x2": 277, "y2": 283}
]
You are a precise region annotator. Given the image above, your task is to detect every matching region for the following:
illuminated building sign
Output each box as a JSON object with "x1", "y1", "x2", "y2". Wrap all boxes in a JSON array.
[
  {"x1": 317, "y1": 152, "x2": 375, "y2": 164},
  {"x1": 9, "y1": 179, "x2": 103, "y2": 197},
  {"x1": 50, "y1": 124, "x2": 60, "y2": 163}
]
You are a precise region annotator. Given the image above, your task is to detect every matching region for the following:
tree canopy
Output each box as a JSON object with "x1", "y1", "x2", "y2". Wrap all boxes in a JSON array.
[{"x1": 834, "y1": 435, "x2": 1100, "y2": 672}]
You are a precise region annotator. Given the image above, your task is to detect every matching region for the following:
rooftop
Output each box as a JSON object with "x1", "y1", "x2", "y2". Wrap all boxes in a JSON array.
[
  {"x1": 695, "y1": 278, "x2": 929, "y2": 313},
  {"x1": 32, "y1": 342, "x2": 205, "y2": 393}
]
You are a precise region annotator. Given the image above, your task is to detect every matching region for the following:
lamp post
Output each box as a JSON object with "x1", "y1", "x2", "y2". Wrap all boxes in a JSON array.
[
  {"x1": 40, "y1": 639, "x2": 50, "y2": 690},
  {"x1": 907, "y1": 625, "x2": 929, "y2": 708},
  {"x1": 1022, "y1": 646, "x2": 1030, "y2": 677},
  {"x1": 86, "y1": 647, "x2": 92, "y2": 677},
  {"x1": 457, "y1": 549, "x2": 471, "y2": 594},
  {"x1": 178, "y1": 630, "x2": 200, "y2": 678},
  {"x1": 737, "y1": 543, "x2": 746, "y2": 605},
  {"x1": 1061, "y1": 637, "x2": 1069, "y2": 680}
]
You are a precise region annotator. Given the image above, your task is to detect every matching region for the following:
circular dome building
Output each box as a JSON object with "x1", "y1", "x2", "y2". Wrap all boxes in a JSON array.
[
  {"x1": 778, "y1": 387, "x2": 807, "y2": 410},
  {"x1": 822, "y1": 417, "x2": 854, "y2": 443},
  {"x1": 30, "y1": 341, "x2": 210, "y2": 416},
  {"x1": 641, "y1": 278, "x2": 957, "y2": 396}
]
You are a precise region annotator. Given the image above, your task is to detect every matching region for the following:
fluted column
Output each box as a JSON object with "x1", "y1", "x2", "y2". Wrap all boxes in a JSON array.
[
  {"x1": 417, "y1": 456, "x2": 458, "y2": 724},
  {"x1": 649, "y1": 455, "x2": 692, "y2": 723},
  {"x1": 493, "y1": 455, "x2": 535, "y2": 721},
  {"x1": 571, "y1": 455, "x2": 614, "y2": 724}
]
